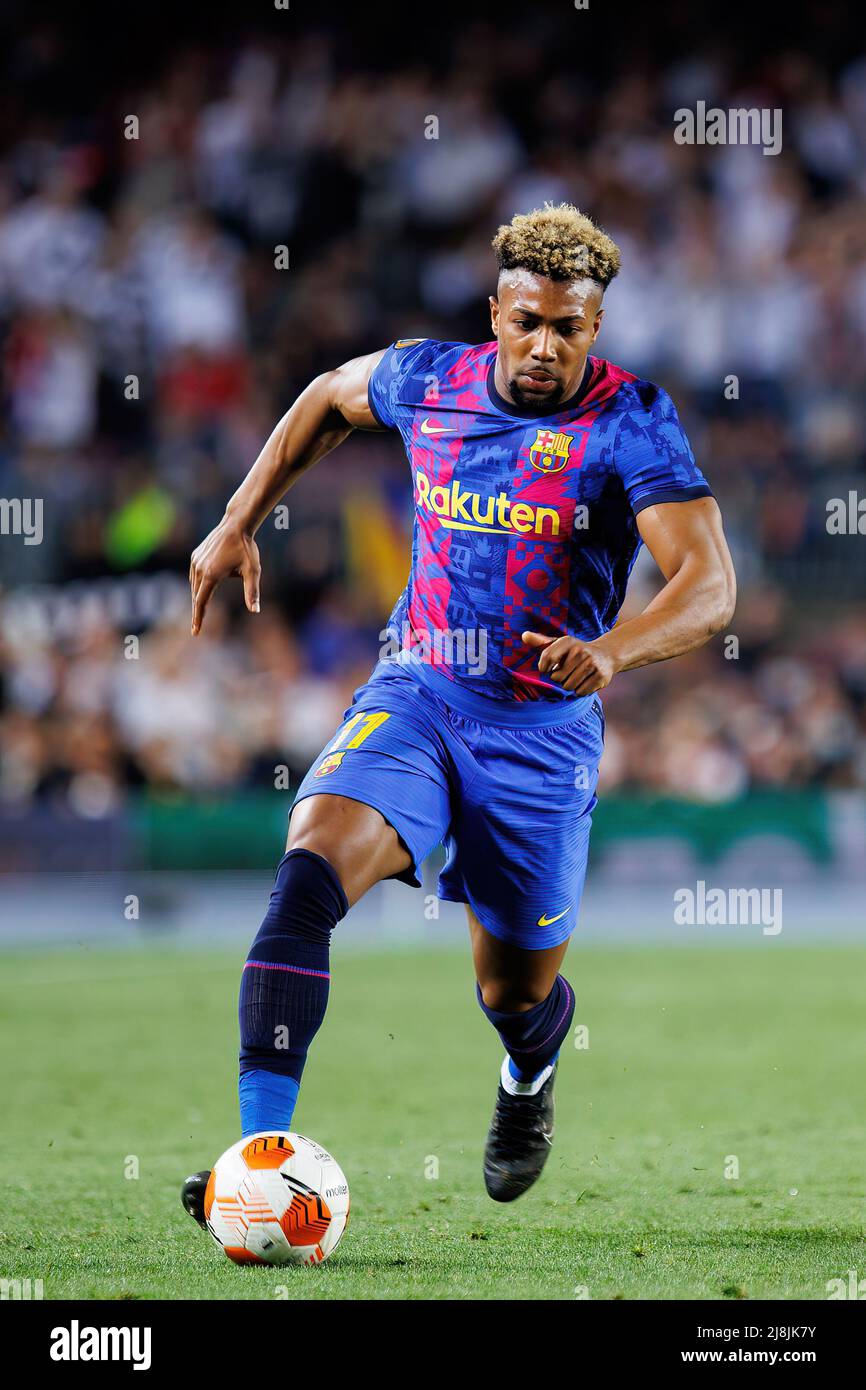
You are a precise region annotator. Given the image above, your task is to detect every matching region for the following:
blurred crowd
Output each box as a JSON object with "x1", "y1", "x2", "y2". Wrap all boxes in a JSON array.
[
  {"x1": 1, "y1": 9, "x2": 865, "y2": 809},
  {"x1": 3, "y1": 577, "x2": 866, "y2": 811}
]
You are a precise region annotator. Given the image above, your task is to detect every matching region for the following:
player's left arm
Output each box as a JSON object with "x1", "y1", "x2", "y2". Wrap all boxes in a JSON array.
[{"x1": 523, "y1": 495, "x2": 736, "y2": 694}]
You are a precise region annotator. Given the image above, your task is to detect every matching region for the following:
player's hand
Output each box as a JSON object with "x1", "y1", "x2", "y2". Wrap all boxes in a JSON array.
[
  {"x1": 521, "y1": 631, "x2": 621, "y2": 694},
  {"x1": 189, "y1": 518, "x2": 261, "y2": 636}
]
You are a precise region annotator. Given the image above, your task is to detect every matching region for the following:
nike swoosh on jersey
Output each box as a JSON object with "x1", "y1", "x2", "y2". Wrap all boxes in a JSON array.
[
  {"x1": 420, "y1": 418, "x2": 456, "y2": 435},
  {"x1": 537, "y1": 908, "x2": 571, "y2": 927}
]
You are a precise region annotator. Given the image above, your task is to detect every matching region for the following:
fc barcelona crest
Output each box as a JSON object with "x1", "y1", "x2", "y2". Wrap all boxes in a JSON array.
[
  {"x1": 316, "y1": 751, "x2": 346, "y2": 777},
  {"x1": 529, "y1": 428, "x2": 573, "y2": 474},
  {"x1": 528, "y1": 425, "x2": 575, "y2": 475}
]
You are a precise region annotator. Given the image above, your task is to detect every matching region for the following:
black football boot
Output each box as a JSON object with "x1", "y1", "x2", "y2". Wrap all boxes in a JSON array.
[
  {"x1": 181, "y1": 1169, "x2": 212, "y2": 1229},
  {"x1": 483, "y1": 1064, "x2": 557, "y2": 1202}
]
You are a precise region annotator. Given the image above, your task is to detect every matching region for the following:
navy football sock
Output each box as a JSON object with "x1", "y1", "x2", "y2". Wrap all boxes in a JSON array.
[
  {"x1": 476, "y1": 975, "x2": 575, "y2": 1083},
  {"x1": 238, "y1": 847, "x2": 348, "y2": 1135}
]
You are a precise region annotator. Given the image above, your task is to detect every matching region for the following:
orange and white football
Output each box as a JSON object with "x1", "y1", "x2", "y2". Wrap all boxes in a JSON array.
[{"x1": 205, "y1": 1132, "x2": 350, "y2": 1266}]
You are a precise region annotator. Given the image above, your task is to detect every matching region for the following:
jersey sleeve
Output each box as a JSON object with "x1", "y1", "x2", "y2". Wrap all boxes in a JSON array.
[
  {"x1": 613, "y1": 388, "x2": 713, "y2": 514},
  {"x1": 366, "y1": 337, "x2": 436, "y2": 428}
]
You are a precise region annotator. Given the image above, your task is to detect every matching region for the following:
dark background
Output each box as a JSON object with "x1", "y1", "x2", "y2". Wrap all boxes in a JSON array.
[{"x1": 0, "y1": 0, "x2": 864, "y2": 868}]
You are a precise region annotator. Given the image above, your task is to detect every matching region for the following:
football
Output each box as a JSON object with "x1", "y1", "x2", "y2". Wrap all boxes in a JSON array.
[{"x1": 204, "y1": 1132, "x2": 350, "y2": 1266}]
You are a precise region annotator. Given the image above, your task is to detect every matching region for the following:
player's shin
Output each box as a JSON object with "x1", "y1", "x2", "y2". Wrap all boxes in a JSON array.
[
  {"x1": 476, "y1": 975, "x2": 575, "y2": 1093},
  {"x1": 238, "y1": 847, "x2": 348, "y2": 1136}
]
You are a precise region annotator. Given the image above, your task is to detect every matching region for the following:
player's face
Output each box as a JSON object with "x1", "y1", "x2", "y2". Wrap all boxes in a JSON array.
[{"x1": 490, "y1": 271, "x2": 604, "y2": 407}]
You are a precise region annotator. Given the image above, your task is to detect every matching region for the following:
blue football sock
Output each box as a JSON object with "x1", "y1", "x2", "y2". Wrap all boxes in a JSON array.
[
  {"x1": 239, "y1": 1070, "x2": 300, "y2": 1136},
  {"x1": 238, "y1": 847, "x2": 348, "y2": 1136}
]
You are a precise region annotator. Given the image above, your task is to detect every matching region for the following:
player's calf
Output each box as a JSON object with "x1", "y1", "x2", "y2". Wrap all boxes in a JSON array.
[
  {"x1": 477, "y1": 973, "x2": 574, "y2": 1082},
  {"x1": 238, "y1": 847, "x2": 349, "y2": 1135}
]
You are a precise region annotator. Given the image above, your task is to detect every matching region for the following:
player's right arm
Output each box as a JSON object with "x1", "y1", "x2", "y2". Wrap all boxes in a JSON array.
[{"x1": 189, "y1": 349, "x2": 386, "y2": 635}]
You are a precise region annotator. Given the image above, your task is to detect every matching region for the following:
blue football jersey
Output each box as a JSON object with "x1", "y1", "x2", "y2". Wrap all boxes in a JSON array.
[{"x1": 368, "y1": 338, "x2": 712, "y2": 703}]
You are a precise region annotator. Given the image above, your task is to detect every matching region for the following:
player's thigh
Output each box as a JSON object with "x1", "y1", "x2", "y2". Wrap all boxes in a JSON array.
[
  {"x1": 288, "y1": 793, "x2": 411, "y2": 908},
  {"x1": 290, "y1": 668, "x2": 453, "y2": 903},
  {"x1": 467, "y1": 905, "x2": 569, "y2": 1010}
]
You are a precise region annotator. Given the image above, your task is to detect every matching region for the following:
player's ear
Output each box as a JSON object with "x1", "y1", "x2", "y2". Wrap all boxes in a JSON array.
[
  {"x1": 490, "y1": 296, "x2": 500, "y2": 336},
  {"x1": 590, "y1": 306, "x2": 604, "y2": 343}
]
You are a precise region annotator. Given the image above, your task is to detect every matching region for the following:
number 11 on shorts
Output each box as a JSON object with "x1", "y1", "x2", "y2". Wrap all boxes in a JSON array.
[{"x1": 329, "y1": 710, "x2": 391, "y2": 753}]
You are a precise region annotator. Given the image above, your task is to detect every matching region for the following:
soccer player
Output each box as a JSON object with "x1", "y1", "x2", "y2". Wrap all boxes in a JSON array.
[{"x1": 182, "y1": 204, "x2": 735, "y2": 1220}]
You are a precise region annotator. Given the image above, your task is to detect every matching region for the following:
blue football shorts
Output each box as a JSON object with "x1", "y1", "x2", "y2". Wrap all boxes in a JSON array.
[{"x1": 292, "y1": 658, "x2": 605, "y2": 949}]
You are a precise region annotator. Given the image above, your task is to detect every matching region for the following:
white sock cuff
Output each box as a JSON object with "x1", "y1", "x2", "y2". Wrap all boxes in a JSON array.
[{"x1": 500, "y1": 1055, "x2": 554, "y2": 1097}]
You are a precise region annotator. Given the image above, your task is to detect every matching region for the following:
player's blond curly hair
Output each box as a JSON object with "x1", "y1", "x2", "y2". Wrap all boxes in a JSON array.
[{"x1": 492, "y1": 203, "x2": 622, "y2": 289}]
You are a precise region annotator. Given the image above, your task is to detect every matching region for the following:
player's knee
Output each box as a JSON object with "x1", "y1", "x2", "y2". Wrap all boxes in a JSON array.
[
  {"x1": 255, "y1": 847, "x2": 349, "y2": 947},
  {"x1": 287, "y1": 797, "x2": 397, "y2": 902},
  {"x1": 478, "y1": 978, "x2": 549, "y2": 1013},
  {"x1": 286, "y1": 830, "x2": 350, "y2": 892}
]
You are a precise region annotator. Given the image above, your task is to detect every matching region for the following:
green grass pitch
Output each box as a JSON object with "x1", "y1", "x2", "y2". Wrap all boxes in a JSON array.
[{"x1": 1, "y1": 943, "x2": 864, "y2": 1300}]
